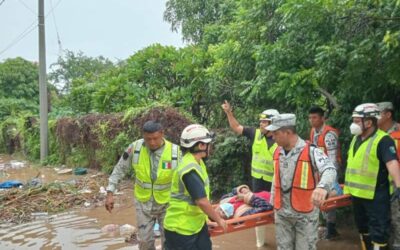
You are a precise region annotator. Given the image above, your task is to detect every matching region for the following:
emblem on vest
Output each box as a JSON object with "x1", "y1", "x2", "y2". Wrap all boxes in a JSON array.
[{"x1": 162, "y1": 161, "x2": 172, "y2": 170}]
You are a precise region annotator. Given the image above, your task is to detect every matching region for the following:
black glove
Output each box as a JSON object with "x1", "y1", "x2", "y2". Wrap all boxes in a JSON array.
[{"x1": 391, "y1": 187, "x2": 400, "y2": 203}]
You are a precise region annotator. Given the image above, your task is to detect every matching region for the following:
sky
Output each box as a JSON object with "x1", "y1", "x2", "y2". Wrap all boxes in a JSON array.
[{"x1": 0, "y1": 0, "x2": 184, "y2": 68}]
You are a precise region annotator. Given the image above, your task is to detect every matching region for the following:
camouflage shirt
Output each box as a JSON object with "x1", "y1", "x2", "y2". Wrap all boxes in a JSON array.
[{"x1": 271, "y1": 137, "x2": 336, "y2": 218}]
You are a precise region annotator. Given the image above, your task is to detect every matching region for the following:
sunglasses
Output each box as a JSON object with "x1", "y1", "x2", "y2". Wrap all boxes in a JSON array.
[{"x1": 259, "y1": 114, "x2": 273, "y2": 120}]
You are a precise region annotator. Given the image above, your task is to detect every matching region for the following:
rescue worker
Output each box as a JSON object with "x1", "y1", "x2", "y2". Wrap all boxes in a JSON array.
[
  {"x1": 344, "y1": 103, "x2": 400, "y2": 250},
  {"x1": 221, "y1": 100, "x2": 278, "y2": 248},
  {"x1": 308, "y1": 106, "x2": 342, "y2": 239},
  {"x1": 163, "y1": 124, "x2": 227, "y2": 250},
  {"x1": 268, "y1": 113, "x2": 337, "y2": 250},
  {"x1": 105, "y1": 121, "x2": 180, "y2": 250},
  {"x1": 377, "y1": 101, "x2": 400, "y2": 250}
]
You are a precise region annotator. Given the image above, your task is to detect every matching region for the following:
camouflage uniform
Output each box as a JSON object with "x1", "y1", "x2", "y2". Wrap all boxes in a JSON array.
[
  {"x1": 388, "y1": 123, "x2": 400, "y2": 250},
  {"x1": 271, "y1": 138, "x2": 336, "y2": 250},
  {"x1": 107, "y1": 140, "x2": 171, "y2": 250},
  {"x1": 311, "y1": 127, "x2": 340, "y2": 229}
]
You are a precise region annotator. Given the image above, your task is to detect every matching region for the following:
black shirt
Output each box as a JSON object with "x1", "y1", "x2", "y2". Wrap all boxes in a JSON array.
[
  {"x1": 242, "y1": 127, "x2": 275, "y2": 149},
  {"x1": 182, "y1": 170, "x2": 207, "y2": 202},
  {"x1": 353, "y1": 130, "x2": 398, "y2": 188}
]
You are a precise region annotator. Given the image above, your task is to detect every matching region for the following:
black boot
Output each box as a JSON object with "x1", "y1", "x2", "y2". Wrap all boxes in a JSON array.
[
  {"x1": 326, "y1": 222, "x2": 339, "y2": 240},
  {"x1": 360, "y1": 234, "x2": 372, "y2": 250}
]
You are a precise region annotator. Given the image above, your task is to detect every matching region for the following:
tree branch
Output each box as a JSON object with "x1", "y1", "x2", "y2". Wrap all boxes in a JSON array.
[{"x1": 317, "y1": 87, "x2": 341, "y2": 110}]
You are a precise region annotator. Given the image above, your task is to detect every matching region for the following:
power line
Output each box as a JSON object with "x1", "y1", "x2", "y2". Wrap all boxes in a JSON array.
[
  {"x1": 0, "y1": 21, "x2": 37, "y2": 57},
  {"x1": 0, "y1": 0, "x2": 63, "y2": 58},
  {"x1": 50, "y1": 0, "x2": 63, "y2": 55},
  {"x1": 18, "y1": 0, "x2": 36, "y2": 15},
  {"x1": 46, "y1": 0, "x2": 62, "y2": 18}
]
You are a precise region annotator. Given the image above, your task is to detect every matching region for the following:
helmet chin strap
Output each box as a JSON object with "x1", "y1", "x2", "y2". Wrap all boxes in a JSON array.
[{"x1": 361, "y1": 118, "x2": 366, "y2": 132}]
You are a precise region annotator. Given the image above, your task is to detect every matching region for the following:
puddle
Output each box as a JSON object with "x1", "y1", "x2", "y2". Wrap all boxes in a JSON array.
[{"x1": 0, "y1": 154, "x2": 360, "y2": 249}]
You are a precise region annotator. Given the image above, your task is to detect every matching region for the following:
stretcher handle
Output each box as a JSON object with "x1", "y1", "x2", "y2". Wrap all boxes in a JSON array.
[{"x1": 209, "y1": 211, "x2": 274, "y2": 236}]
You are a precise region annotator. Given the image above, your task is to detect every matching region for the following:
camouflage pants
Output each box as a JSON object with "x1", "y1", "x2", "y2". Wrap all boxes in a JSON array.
[
  {"x1": 135, "y1": 198, "x2": 168, "y2": 250},
  {"x1": 391, "y1": 201, "x2": 400, "y2": 250},
  {"x1": 275, "y1": 211, "x2": 319, "y2": 250}
]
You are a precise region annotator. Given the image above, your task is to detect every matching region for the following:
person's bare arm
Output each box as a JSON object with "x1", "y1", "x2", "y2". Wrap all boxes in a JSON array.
[
  {"x1": 387, "y1": 160, "x2": 400, "y2": 188},
  {"x1": 221, "y1": 100, "x2": 244, "y2": 135}
]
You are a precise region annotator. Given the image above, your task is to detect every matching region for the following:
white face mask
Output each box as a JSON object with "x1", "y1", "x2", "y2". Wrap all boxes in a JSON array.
[{"x1": 350, "y1": 123, "x2": 362, "y2": 135}]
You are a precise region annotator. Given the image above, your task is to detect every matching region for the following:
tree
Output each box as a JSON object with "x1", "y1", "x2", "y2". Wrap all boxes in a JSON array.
[
  {"x1": 0, "y1": 58, "x2": 39, "y2": 118},
  {"x1": 164, "y1": 0, "x2": 236, "y2": 43},
  {"x1": 48, "y1": 50, "x2": 115, "y2": 93}
]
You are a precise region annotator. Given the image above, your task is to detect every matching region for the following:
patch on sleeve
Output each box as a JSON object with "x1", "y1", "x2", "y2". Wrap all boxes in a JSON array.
[
  {"x1": 325, "y1": 133, "x2": 338, "y2": 149},
  {"x1": 390, "y1": 146, "x2": 396, "y2": 155},
  {"x1": 123, "y1": 145, "x2": 133, "y2": 160},
  {"x1": 127, "y1": 145, "x2": 133, "y2": 154}
]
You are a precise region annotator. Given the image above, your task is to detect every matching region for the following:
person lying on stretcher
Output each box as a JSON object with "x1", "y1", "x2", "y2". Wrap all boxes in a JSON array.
[{"x1": 215, "y1": 185, "x2": 273, "y2": 219}]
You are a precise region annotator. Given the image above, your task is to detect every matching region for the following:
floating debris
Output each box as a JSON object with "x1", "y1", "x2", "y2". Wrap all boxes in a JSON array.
[
  {"x1": 101, "y1": 224, "x2": 119, "y2": 233},
  {"x1": 119, "y1": 224, "x2": 137, "y2": 237},
  {"x1": 0, "y1": 175, "x2": 108, "y2": 224},
  {"x1": 57, "y1": 168, "x2": 73, "y2": 175}
]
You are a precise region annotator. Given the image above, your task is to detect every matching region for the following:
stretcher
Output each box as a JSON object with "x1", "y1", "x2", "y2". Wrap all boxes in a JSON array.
[{"x1": 209, "y1": 193, "x2": 352, "y2": 237}]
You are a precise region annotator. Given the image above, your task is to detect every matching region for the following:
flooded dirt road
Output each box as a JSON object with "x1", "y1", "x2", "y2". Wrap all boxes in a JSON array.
[{"x1": 0, "y1": 155, "x2": 360, "y2": 249}]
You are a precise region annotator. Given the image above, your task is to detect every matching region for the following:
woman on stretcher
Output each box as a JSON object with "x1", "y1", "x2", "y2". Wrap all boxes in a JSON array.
[
  {"x1": 215, "y1": 182, "x2": 343, "y2": 219},
  {"x1": 215, "y1": 185, "x2": 273, "y2": 219}
]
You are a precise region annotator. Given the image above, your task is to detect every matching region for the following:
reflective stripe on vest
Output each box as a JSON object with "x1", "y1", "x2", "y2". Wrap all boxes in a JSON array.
[
  {"x1": 310, "y1": 125, "x2": 342, "y2": 165},
  {"x1": 132, "y1": 139, "x2": 179, "y2": 204},
  {"x1": 344, "y1": 130, "x2": 386, "y2": 199},
  {"x1": 169, "y1": 162, "x2": 210, "y2": 206},
  {"x1": 251, "y1": 129, "x2": 277, "y2": 182},
  {"x1": 273, "y1": 143, "x2": 316, "y2": 213},
  {"x1": 164, "y1": 153, "x2": 210, "y2": 235}
]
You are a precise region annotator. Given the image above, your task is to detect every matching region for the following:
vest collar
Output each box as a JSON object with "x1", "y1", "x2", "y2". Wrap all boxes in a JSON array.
[
  {"x1": 314, "y1": 124, "x2": 326, "y2": 134},
  {"x1": 357, "y1": 127, "x2": 378, "y2": 143}
]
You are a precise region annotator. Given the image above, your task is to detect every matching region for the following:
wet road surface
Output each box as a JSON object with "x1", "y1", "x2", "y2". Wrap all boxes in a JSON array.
[{"x1": 0, "y1": 155, "x2": 360, "y2": 249}]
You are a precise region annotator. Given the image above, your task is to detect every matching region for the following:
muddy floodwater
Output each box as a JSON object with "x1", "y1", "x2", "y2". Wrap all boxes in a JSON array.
[{"x1": 0, "y1": 155, "x2": 360, "y2": 249}]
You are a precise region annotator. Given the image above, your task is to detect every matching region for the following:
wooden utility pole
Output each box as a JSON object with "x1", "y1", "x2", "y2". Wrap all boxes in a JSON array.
[{"x1": 38, "y1": 0, "x2": 48, "y2": 160}]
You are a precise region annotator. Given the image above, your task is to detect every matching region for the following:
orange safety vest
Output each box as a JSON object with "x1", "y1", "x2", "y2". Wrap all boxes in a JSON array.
[
  {"x1": 273, "y1": 143, "x2": 316, "y2": 213},
  {"x1": 390, "y1": 130, "x2": 400, "y2": 160},
  {"x1": 310, "y1": 125, "x2": 342, "y2": 165}
]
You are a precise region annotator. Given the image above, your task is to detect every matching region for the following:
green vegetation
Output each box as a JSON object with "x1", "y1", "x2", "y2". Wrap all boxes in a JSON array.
[{"x1": 1, "y1": 1, "x2": 400, "y2": 195}]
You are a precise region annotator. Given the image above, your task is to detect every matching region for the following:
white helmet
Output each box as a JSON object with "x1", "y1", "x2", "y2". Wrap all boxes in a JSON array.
[
  {"x1": 180, "y1": 124, "x2": 215, "y2": 148},
  {"x1": 352, "y1": 103, "x2": 381, "y2": 119},
  {"x1": 259, "y1": 109, "x2": 279, "y2": 121}
]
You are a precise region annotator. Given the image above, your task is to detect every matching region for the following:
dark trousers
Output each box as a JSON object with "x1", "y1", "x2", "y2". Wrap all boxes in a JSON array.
[
  {"x1": 352, "y1": 187, "x2": 391, "y2": 244},
  {"x1": 164, "y1": 224, "x2": 212, "y2": 250},
  {"x1": 252, "y1": 177, "x2": 272, "y2": 192}
]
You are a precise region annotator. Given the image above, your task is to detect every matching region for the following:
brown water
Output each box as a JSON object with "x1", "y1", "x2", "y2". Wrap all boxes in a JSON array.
[{"x1": 0, "y1": 155, "x2": 360, "y2": 249}]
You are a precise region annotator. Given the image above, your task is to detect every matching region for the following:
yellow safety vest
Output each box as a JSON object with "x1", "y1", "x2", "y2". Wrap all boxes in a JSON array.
[
  {"x1": 251, "y1": 129, "x2": 277, "y2": 182},
  {"x1": 132, "y1": 139, "x2": 179, "y2": 204},
  {"x1": 164, "y1": 153, "x2": 210, "y2": 235},
  {"x1": 344, "y1": 130, "x2": 387, "y2": 199}
]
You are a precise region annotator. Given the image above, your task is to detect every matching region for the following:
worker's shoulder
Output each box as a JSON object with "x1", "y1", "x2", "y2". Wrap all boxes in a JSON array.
[{"x1": 132, "y1": 138, "x2": 144, "y2": 146}]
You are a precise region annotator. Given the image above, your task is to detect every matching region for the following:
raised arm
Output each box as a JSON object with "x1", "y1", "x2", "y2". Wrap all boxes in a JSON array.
[{"x1": 221, "y1": 100, "x2": 244, "y2": 135}]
